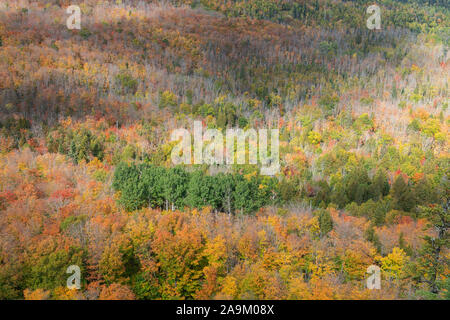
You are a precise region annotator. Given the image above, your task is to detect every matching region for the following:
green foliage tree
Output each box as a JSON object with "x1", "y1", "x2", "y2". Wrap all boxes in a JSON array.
[
  {"x1": 369, "y1": 170, "x2": 390, "y2": 200},
  {"x1": 26, "y1": 247, "x2": 85, "y2": 291},
  {"x1": 365, "y1": 226, "x2": 382, "y2": 253},
  {"x1": 344, "y1": 167, "x2": 371, "y2": 205},
  {"x1": 316, "y1": 209, "x2": 333, "y2": 237},
  {"x1": 391, "y1": 175, "x2": 416, "y2": 212},
  {"x1": 411, "y1": 201, "x2": 449, "y2": 296},
  {"x1": 313, "y1": 180, "x2": 331, "y2": 207},
  {"x1": 233, "y1": 174, "x2": 260, "y2": 215},
  {"x1": 330, "y1": 181, "x2": 349, "y2": 209},
  {"x1": 162, "y1": 167, "x2": 190, "y2": 210}
]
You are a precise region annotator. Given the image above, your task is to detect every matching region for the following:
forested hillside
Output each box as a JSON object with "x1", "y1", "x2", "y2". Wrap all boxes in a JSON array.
[{"x1": 0, "y1": 0, "x2": 448, "y2": 300}]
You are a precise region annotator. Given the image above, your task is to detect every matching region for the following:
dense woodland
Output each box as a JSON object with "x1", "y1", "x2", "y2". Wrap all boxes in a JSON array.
[{"x1": 0, "y1": 0, "x2": 448, "y2": 299}]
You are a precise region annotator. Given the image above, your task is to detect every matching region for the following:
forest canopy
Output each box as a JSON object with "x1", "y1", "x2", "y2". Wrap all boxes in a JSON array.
[{"x1": 0, "y1": 0, "x2": 448, "y2": 300}]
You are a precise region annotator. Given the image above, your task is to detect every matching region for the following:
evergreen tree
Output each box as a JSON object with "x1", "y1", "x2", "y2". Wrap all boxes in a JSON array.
[
  {"x1": 330, "y1": 181, "x2": 349, "y2": 208},
  {"x1": 314, "y1": 180, "x2": 331, "y2": 207},
  {"x1": 414, "y1": 177, "x2": 437, "y2": 206},
  {"x1": 317, "y1": 209, "x2": 333, "y2": 237},
  {"x1": 391, "y1": 175, "x2": 416, "y2": 212},
  {"x1": 370, "y1": 169, "x2": 390, "y2": 200},
  {"x1": 233, "y1": 174, "x2": 259, "y2": 214},
  {"x1": 140, "y1": 164, "x2": 165, "y2": 208},
  {"x1": 345, "y1": 167, "x2": 370, "y2": 204},
  {"x1": 411, "y1": 187, "x2": 449, "y2": 296},
  {"x1": 162, "y1": 167, "x2": 189, "y2": 210},
  {"x1": 218, "y1": 173, "x2": 236, "y2": 214},
  {"x1": 365, "y1": 226, "x2": 382, "y2": 253},
  {"x1": 186, "y1": 171, "x2": 207, "y2": 209}
]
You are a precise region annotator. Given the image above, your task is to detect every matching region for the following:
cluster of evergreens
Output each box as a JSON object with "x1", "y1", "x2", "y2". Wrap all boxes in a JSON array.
[
  {"x1": 112, "y1": 163, "x2": 279, "y2": 214},
  {"x1": 310, "y1": 167, "x2": 444, "y2": 225},
  {"x1": 47, "y1": 126, "x2": 105, "y2": 164},
  {"x1": 0, "y1": 117, "x2": 32, "y2": 149}
]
